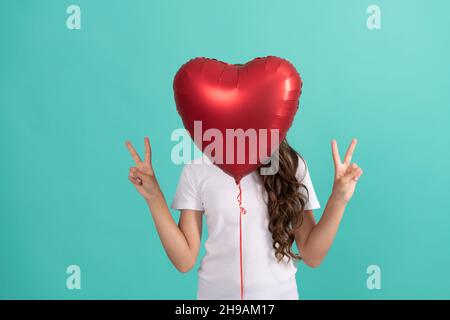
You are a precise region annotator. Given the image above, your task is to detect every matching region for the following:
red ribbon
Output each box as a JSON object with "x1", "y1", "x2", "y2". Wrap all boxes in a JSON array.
[{"x1": 236, "y1": 181, "x2": 247, "y2": 300}]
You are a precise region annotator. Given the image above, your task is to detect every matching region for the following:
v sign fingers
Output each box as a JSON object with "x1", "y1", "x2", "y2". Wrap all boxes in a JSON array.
[
  {"x1": 126, "y1": 138, "x2": 160, "y2": 201},
  {"x1": 330, "y1": 138, "x2": 363, "y2": 203},
  {"x1": 343, "y1": 138, "x2": 358, "y2": 165},
  {"x1": 331, "y1": 139, "x2": 341, "y2": 170},
  {"x1": 144, "y1": 136, "x2": 152, "y2": 165},
  {"x1": 125, "y1": 139, "x2": 154, "y2": 175},
  {"x1": 126, "y1": 141, "x2": 142, "y2": 165}
]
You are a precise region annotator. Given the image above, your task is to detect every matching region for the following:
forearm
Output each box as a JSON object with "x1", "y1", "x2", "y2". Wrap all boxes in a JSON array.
[
  {"x1": 145, "y1": 188, "x2": 194, "y2": 272},
  {"x1": 301, "y1": 194, "x2": 348, "y2": 266}
]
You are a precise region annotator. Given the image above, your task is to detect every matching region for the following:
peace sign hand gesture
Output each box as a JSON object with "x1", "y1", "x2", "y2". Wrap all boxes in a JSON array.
[
  {"x1": 126, "y1": 137, "x2": 160, "y2": 201},
  {"x1": 331, "y1": 138, "x2": 363, "y2": 203}
]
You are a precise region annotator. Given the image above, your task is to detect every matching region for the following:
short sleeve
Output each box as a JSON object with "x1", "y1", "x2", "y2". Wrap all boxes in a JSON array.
[
  {"x1": 170, "y1": 164, "x2": 204, "y2": 212},
  {"x1": 295, "y1": 156, "x2": 321, "y2": 210}
]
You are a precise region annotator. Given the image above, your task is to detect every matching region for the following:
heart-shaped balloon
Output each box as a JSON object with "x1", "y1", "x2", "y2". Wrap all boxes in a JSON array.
[{"x1": 173, "y1": 56, "x2": 302, "y2": 183}]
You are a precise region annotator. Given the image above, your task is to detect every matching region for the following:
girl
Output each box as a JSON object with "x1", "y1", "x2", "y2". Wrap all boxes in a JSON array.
[{"x1": 126, "y1": 137, "x2": 362, "y2": 300}]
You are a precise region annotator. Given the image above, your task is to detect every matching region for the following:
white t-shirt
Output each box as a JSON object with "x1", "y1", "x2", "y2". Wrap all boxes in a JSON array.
[{"x1": 170, "y1": 154, "x2": 320, "y2": 300}]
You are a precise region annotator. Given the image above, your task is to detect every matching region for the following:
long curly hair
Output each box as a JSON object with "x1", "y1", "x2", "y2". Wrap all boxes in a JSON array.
[{"x1": 259, "y1": 139, "x2": 309, "y2": 262}]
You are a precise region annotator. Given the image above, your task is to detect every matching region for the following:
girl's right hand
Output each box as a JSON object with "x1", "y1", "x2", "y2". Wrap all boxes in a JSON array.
[
  {"x1": 126, "y1": 137, "x2": 161, "y2": 201},
  {"x1": 330, "y1": 138, "x2": 363, "y2": 203}
]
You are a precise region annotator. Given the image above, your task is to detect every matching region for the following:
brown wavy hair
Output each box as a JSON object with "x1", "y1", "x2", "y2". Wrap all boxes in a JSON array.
[{"x1": 259, "y1": 139, "x2": 309, "y2": 262}]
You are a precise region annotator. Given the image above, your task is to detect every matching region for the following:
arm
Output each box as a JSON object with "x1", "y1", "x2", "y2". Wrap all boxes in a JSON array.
[
  {"x1": 126, "y1": 137, "x2": 202, "y2": 273},
  {"x1": 295, "y1": 138, "x2": 363, "y2": 268}
]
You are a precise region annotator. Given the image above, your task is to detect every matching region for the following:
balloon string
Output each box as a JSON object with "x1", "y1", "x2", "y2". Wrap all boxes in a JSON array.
[{"x1": 236, "y1": 181, "x2": 247, "y2": 300}]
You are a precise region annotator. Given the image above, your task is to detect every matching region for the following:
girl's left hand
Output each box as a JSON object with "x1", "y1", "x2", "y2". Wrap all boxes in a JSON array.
[{"x1": 330, "y1": 138, "x2": 363, "y2": 203}]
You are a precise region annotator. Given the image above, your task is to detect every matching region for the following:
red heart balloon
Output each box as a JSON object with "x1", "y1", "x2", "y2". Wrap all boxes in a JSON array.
[{"x1": 173, "y1": 56, "x2": 302, "y2": 183}]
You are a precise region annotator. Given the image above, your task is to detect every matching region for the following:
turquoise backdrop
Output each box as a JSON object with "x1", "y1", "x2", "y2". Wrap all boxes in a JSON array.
[{"x1": 1, "y1": 0, "x2": 449, "y2": 299}]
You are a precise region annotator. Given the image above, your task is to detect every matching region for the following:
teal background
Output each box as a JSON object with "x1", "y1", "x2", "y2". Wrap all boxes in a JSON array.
[{"x1": 1, "y1": 0, "x2": 449, "y2": 299}]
